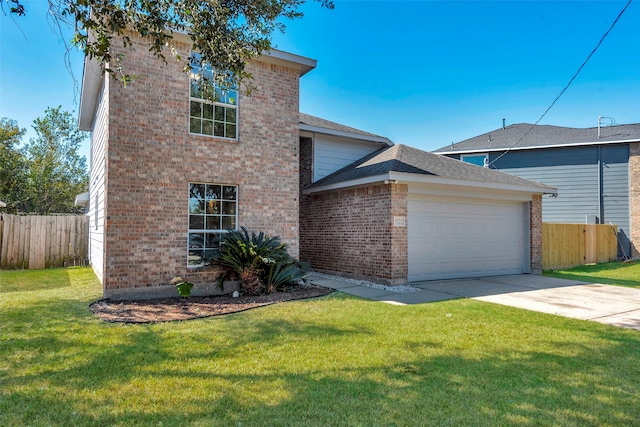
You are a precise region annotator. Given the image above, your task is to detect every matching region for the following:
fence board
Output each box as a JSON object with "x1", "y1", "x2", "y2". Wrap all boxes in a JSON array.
[
  {"x1": 0, "y1": 214, "x2": 89, "y2": 269},
  {"x1": 543, "y1": 223, "x2": 618, "y2": 270}
]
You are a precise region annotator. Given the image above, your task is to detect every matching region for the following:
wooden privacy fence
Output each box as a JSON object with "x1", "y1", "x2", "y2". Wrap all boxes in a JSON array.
[
  {"x1": 0, "y1": 214, "x2": 89, "y2": 269},
  {"x1": 542, "y1": 223, "x2": 618, "y2": 270}
]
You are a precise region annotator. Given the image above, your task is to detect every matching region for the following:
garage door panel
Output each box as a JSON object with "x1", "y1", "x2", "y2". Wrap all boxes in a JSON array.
[{"x1": 408, "y1": 198, "x2": 526, "y2": 281}]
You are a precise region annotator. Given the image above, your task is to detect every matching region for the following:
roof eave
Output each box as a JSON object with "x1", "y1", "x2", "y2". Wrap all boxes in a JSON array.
[
  {"x1": 388, "y1": 172, "x2": 557, "y2": 195},
  {"x1": 171, "y1": 30, "x2": 316, "y2": 77},
  {"x1": 436, "y1": 138, "x2": 640, "y2": 155},
  {"x1": 78, "y1": 55, "x2": 103, "y2": 131},
  {"x1": 303, "y1": 171, "x2": 557, "y2": 196},
  {"x1": 299, "y1": 124, "x2": 393, "y2": 146},
  {"x1": 303, "y1": 174, "x2": 393, "y2": 194}
]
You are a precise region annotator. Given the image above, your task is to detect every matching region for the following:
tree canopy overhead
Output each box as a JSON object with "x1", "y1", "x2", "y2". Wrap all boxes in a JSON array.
[{"x1": 3, "y1": 0, "x2": 334, "y2": 87}]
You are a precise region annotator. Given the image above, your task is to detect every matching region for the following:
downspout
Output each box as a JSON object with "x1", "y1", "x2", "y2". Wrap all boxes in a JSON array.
[{"x1": 597, "y1": 146, "x2": 604, "y2": 223}]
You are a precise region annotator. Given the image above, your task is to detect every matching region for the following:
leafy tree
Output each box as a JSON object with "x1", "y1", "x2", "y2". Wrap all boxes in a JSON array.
[
  {"x1": 0, "y1": 118, "x2": 28, "y2": 213},
  {"x1": 2, "y1": 0, "x2": 334, "y2": 91},
  {"x1": 21, "y1": 106, "x2": 89, "y2": 214}
]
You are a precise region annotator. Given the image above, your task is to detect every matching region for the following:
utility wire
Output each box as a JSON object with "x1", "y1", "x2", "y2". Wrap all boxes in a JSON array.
[{"x1": 488, "y1": 0, "x2": 633, "y2": 167}]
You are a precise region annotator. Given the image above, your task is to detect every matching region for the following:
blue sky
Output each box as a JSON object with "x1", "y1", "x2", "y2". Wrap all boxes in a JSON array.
[{"x1": 1, "y1": 0, "x2": 638, "y2": 160}]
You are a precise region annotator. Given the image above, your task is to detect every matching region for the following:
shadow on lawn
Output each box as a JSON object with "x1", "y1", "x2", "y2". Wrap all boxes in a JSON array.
[
  {"x1": 3, "y1": 335, "x2": 638, "y2": 426},
  {"x1": 2, "y1": 287, "x2": 639, "y2": 425}
]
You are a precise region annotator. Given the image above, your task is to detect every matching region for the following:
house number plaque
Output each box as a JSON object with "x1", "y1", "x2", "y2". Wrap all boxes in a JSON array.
[{"x1": 393, "y1": 216, "x2": 406, "y2": 227}]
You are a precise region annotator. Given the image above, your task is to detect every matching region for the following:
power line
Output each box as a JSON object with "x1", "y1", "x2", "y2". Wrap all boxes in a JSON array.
[{"x1": 488, "y1": 0, "x2": 633, "y2": 167}]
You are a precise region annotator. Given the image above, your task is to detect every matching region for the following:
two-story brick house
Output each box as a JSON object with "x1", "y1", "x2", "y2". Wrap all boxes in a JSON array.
[
  {"x1": 79, "y1": 32, "x2": 316, "y2": 299},
  {"x1": 80, "y1": 34, "x2": 555, "y2": 298}
]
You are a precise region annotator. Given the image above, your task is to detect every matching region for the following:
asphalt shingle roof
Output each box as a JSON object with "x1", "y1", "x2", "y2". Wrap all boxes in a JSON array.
[
  {"x1": 300, "y1": 113, "x2": 393, "y2": 145},
  {"x1": 433, "y1": 123, "x2": 640, "y2": 153},
  {"x1": 309, "y1": 144, "x2": 554, "y2": 191}
]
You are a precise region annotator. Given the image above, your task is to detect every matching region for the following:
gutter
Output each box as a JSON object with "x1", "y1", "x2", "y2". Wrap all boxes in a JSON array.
[
  {"x1": 436, "y1": 138, "x2": 640, "y2": 155},
  {"x1": 303, "y1": 172, "x2": 557, "y2": 196}
]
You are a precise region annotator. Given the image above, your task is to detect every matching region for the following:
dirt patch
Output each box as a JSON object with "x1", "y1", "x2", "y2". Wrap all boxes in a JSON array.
[{"x1": 89, "y1": 285, "x2": 333, "y2": 323}]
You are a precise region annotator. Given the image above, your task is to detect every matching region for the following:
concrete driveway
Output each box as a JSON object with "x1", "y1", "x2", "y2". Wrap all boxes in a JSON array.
[{"x1": 413, "y1": 275, "x2": 640, "y2": 331}]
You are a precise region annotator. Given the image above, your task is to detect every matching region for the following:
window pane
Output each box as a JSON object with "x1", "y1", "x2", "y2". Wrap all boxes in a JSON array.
[
  {"x1": 189, "y1": 215, "x2": 205, "y2": 230},
  {"x1": 205, "y1": 233, "x2": 221, "y2": 249},
  {"x1": 223, "y1": 186, "x2": 237, "y2": 200},
  {"x1": 222, "y1": 216, "x2": 236, "y2": 231},
  {"x1": 190, "y1": 183, "x2": 205, "y2": 200},
  {"x1": 214, "y1": 105, "x2": 224, "y2": 121},
  {"x1": 206, "y1": 185, "x2": 221, "y2": 199},
  {"x1": 214, "y1": 122, "x2": 225, "y2": 137},
  {"x1": 189, "y1": 233, "x2": 204, "y2": 249},
  {"x1": 226, "y1": 90, "x2": 237, "y2": 105},
  {"x1": 214, "y1": 88, "x2": 224, "y2": 103},
  {"x1": 189, "y1": 199, "x2": 205, "y2": 214},
  {"x1": 190, "y1": 101, "x2": 202, "y2": 118},
  {"x1": 207, "y1": 216, "x2": 221, "y2": 230},
  {"x1": 190, "y1": 81, "x2": 201, "y2": 98},
  {"x1": 203, "y1": 103, "x2": 213, "y2": 120},
  {"x1": 221, "y1": 201, "x2": 236, "y2": 215},
  {"x1": 461, "y1": 155, "x2": 487, "y2": 167},
  {"x1": 226, "y1": 124, "x2": 236, "y2": 138},
  {"x1": 226, "y1": 108, "x2": 236, "y2": 124},
  {"x1": 188, "y1": 249, "x2": 204, "y2": 266},
  {"x1": 190, "y1": 117, "x2": 201, "y2": 134},
  {"x1": 202, "y1": 119, "x2": 213, "y2": 136},
  {"x1": 206, "y1": 200, "x2": 220, "y2": 215}
]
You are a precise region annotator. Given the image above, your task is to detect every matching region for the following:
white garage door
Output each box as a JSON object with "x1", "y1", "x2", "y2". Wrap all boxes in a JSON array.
[{"x1": 408, "y1": 197, "x2": 527, "y2": 282}]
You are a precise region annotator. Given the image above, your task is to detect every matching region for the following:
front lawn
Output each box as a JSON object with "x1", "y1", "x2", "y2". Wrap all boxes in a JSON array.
[
  {"x1": 544, "y1": 260, "x2": 640, "y2": 288},
  {"x1": 1, "y1": 267, "x2": 639, "y2": 426}
]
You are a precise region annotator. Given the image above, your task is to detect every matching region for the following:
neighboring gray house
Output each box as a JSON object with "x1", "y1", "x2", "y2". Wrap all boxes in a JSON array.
[{"x1": 434, "y1": 122, "x2": 640, "y2": 258}]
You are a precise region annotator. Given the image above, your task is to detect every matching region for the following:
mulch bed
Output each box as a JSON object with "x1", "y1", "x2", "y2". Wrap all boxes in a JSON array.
[{"x1": 89, "y1": 284, "x2": 334, "y2": 323}]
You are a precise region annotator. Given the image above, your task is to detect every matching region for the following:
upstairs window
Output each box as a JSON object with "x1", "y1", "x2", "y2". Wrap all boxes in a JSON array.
[
  {"x1": 189, "y1": 53, "x2": 238, "y2": 139},
  {"x1": 461, "y1": 153, "x2": 489, "y2": 167},
  {"x1": 188, "y1": 183, "x2": 238, "y2": 267}
]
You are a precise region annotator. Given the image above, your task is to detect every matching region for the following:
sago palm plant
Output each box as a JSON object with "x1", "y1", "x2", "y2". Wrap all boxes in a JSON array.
[{"x1": 210, "y1": 227, "x2": 305, "y2": 295}]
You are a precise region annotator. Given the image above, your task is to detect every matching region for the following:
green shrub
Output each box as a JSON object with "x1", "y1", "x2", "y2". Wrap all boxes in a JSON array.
[
  {"x1": 264, "y1": 259, "x2": 309, "y2": 293},
  {"x1": 171, "y1": 276, "x2": 194, "y2": 297},
  {"x1": 209, "y1": 227, "x2": 308, "y2": 295}
]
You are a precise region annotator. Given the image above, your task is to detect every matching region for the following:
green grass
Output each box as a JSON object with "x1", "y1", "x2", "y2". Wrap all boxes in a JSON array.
[
  {"x1": 2, "y1": 267, "x2": 640, "y2": 426},
  {"x1": 544, "y1": 260, "x2": 640, "y2": 288}
]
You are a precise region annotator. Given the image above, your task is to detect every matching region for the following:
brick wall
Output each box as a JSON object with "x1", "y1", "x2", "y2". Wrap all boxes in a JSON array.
[
  {"x1": 299, "y1": 137, "x2": 313, "y2": 191},
  {"x1": 530, "y1": 194, "x2": 543, "y2": 273},
  {"x1": 630, "y1": 143, "x2": 640, "y2": 258},
  {"x1": 300, "y1": 183, "x2": 408, "y2": 285},
  {"x1": 100, "y1": 34, "x2": 301, "y2": 298}
]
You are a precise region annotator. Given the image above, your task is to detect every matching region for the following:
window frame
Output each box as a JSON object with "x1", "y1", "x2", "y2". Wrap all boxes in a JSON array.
[
  {"x1": 187, "y1": 182, "x2": 239, "y2": 268},
  {"x1": 188, "y1": 52, "x2": 238, "y2": 140},
  {"x1": 461, "y1": 153, "x2": 489, "y2": 167}
]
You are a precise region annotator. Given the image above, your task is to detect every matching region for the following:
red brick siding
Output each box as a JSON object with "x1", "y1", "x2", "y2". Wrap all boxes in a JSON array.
[
  {"x1": 530, "y1": 195, "x2": 543, "y2": 273},
  {"x1": 299, "y1": 137, "x2": 313, "y2": 191},
  {"x1": 300, "y1": 183, "x2": 408, "y2": 285},
  {"x1": 630, "y1": 142, "x2": 640, "y2": 258},
  {"x1": 101, "y1": 34, "x2": 300, "y2": 296}
]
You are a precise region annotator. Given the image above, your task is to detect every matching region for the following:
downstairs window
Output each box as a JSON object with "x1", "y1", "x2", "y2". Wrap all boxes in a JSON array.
[{"x1": 188, "y1": 183, "x2": 238, "y2": 267}]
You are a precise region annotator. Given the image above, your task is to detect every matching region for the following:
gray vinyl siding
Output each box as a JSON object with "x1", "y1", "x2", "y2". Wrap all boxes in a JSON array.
[
  {"x1": 89, "y1": 79, "x2": 108, "y2": 284},
  {"x1": 313, "y1": 135, "x2": 381, "y2": 182},
  {"x1": 447, "y1": 144, "x2": 630, "y2": 256}
]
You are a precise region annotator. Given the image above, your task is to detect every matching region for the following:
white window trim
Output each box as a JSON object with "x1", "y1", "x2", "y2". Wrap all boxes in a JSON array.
[
  {"x1": 187, "y1": 182, "x2": 239, "y2": 268},
  {"x1": 189, "y1": 52, "x2": 238, "y2": 140}
]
